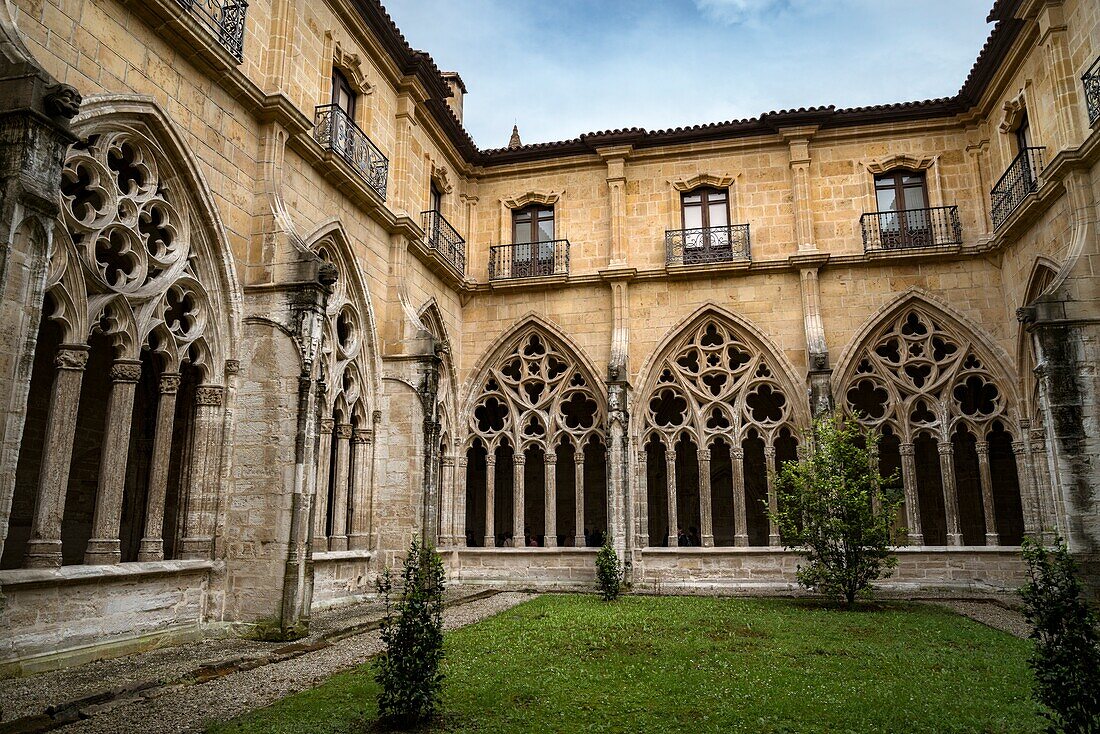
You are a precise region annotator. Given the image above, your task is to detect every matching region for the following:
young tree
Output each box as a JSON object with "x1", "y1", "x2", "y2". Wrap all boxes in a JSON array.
[
  {"x1": 770, "y1": 413, "x2": 904, "y2": 609},
  {"x1": 1020, "y1": 539, "x2": 1100, "y2": 734},
  {"x1": 374, "y1": 536, "x2": 446, "y2": 729},
  {"x1": 595, "y1": 539, "x2": 624, "y2": 601}
]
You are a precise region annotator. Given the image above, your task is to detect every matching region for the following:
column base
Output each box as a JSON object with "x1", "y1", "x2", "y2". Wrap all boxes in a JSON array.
[
  {"x1": 947, "y1": 533, "x2": 963, "y2": 547},
  {"x1": 136, "y1": 538, "x2": 164, "y2": 562},
  {"x1": 984, "y1": 533, "x2": 1000, "y2": 546},
  {"x1": 83, "y1": 538, "x2": 121, "y2": 565},
  {"x1": 701, "y1": 535, "x2": 714, "y2": 548},
  {"x1": 575, "y1": 538, "x2": 587, "y2": 548},
  {"x1": 328, "y1": 535, "x2": 349, "y2": 552},
  {"x1": 311, "y1": 537, "x2": 328, "y2": 552},
  {"x1": 348, "y1": 533, "x2": 371, "y2": 551},
  {"x1": 768, "y1": 534, "x2": 781, "y2": 547},
  {"x1": 177, "y1": 537, "x2": 212, "y2": 560},
  {"x1": 734, "y1": 534, "x2": 749, "y2": 547},
  {"x1": 23, "y1": 540, "x2": 63, "y2": 568},
  {"x1": 544, "y1": 537, "x2": 558, "y2": 548},
  {"x1": 437, "y1": 535, "x2": 454, "y2": 547},
  {"x1": 483, "y1": 536, "x2": 495, "y2": 548},
  {"x1": 907, "y1": 533, "x2": 924, "y2": 546}
]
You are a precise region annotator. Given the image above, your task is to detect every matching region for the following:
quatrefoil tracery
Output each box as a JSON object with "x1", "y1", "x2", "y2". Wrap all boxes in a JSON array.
[
  {"x1": 843, "y1": 309, "x2": 1008, "y2": 440},
  {"x1": 643, "y1": 319, "x2": 794, "y2": 445},
  {"x1": 470, "y1": 331, "x2": 604, "y2": 450}
]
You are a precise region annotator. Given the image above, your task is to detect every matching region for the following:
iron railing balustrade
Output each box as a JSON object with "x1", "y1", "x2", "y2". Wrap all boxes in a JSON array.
[
  {"x1": 488, "y1": 240, "x2": 570, "y2": 281},
  {"x1": 175, "y1": 0, "x2": 247, "y2": 61},
  {"x1": 314, "y1": 104, "x2": 390, "y2": 200},
  {"x1": 860, "y1": 205, "x2": 962, "y2": 252},
  {"x1": 990, "y1": 147, "x2": 1044, "y2": 229},
  {"x1": 421, "y1": 210, "x2": 466, "y2": 275},
  {"x1": 665, "y1": 224, "x2": 751, "y2": 266}
]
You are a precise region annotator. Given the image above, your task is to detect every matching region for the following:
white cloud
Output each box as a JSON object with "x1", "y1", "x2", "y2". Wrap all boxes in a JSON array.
[{"x1": 693, "y1": 0, "x2": 820, "y2": 24}]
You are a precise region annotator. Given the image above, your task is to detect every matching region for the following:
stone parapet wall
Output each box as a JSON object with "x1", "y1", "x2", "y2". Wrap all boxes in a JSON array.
[
  {"x1": 311, "y1": 551, "x2": 375, "y2": 608},
  {"x1": 445, "y1": 548, "x2": 600, "y2": 589},
  {"x1": 0, "y1": 560, "x2": 217, "y2": 676}
]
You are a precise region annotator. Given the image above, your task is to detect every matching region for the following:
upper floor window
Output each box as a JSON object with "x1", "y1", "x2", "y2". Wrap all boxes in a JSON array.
[
  {"x1": 1014, "y1": 111, "x2": 1032, "y2": 153},
  {"x1": 681, "y1": 187, "x2": 728, "y2": 230},
  {"x1": 332, "y1": 69, "x2": 356, "y2": 119},
  {"x1": 512, "y1": 205, "x2": 554, "y2": 243},
  {"x1": 430, "y1": 182, "x2": 443, "y2": 214},
  {"x1": 874, "y1": 170, "x2": 927, "y2": 213}
]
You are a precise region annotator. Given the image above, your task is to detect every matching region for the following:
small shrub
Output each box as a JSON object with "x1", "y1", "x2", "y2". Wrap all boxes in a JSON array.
[
  {"x1": 770, "y1": 413, "x2": 904, "y2": 609},
  {"x1": 1020, "y1": 538, "x2": 1100, "y2": 734},
  {"x1": 595, "y1": 540, "x2": 623, "y2": 601},
  {"x1": 374, "y1": 537, "x2": 446, "y2": 729}
]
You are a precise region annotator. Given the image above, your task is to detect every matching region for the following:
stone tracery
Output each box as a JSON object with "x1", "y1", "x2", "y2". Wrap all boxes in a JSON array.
[
  {"x1": 838, "y1": 302, "x2": 1029, "y2": 546},
  {"x1": 638, "y1": 314, "x2": 805, "y2": 548},
  {"x1": 464, "y1": 325, "x2": 607, "y2": 548}
]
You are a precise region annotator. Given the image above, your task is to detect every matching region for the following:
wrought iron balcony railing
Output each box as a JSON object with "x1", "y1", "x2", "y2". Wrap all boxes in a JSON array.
[
  {"x1": 488, "y1": 240, "x2": 570, "y2": 281},
  {"x1": 175, "y1": 0, "x2": 247, "y2": 62},
  {"x1": 665, "y1": 224, "x2": 751, "y2": 266},
  {"x1": 861, "y1": 205, "x2": 962, "y2": 252},
  {"x1": 991, "y1": 147, "x2": 1044, "y2": 229},
  {"x1": 1084, "y1": 56, "x2": 1100, "y2": 127},
  {"x1": 314, "y1": 105, "x2": 389, "y2": 200},
  {"x1": 421, "y1": 210, "x2": 466, "y2": 275}
]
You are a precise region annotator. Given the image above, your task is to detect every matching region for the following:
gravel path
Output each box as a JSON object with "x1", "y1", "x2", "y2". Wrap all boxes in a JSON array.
[
  {"x1": 936, "y1": 600, "x2": 1031, "y2": 638},
  {"x1": 53, "y1": 592, "x2": 532, "y2": 734}
]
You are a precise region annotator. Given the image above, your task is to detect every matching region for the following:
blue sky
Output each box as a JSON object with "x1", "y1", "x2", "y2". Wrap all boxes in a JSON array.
[{"x1": 384, "y1": 0, "x2": 994, "y2": 149}]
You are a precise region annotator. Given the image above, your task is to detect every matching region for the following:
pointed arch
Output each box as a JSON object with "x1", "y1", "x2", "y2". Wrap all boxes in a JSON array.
[
  {"x1": 833, "y1": 289, "x2": 1022, "y2": 431},
  {"x1": 303, "y1": 219, "x2": 382, "y2": 407},
  {"x1": 71, "y1": 94, "x2": 243, "y2": 379},
  {"x1": 633, "y1": 304, "x2": 810, "y2": 442}
]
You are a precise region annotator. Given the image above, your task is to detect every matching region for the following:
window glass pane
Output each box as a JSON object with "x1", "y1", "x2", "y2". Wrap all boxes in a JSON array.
[
  {"x1": 683, "y1": 194, "x2": 702, "y2": 205},
  {"x1": 706, "y1": 190, "x2": 727, "y2": 203},
  {"x1": 513, "y1": 212, "x2": 532, "y2": 243},
  {"x1": 683, "y1": 204, "x2": 703, "y2": 229},
  {"x1": 876, "y1": 188, "x2": 898, "y2": 212},
  {"x1": 708, "y1": 202, "x2": 728, "y2": 227},
  {"x1": 902, "y1": 185, "x2": 926, "y2": 210},
  {"x1": 537, "y1": 216, "x2": 554, "y2": 242},
  {"x1": 901, "y1": 174, "x2": 923, "y2": 186}
]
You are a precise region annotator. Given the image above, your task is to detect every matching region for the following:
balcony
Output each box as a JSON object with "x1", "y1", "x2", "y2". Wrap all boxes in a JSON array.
[
  {"x1": 991, "y1": 147, "x2": 1043, "y2": 230},
  {"x1": 314, "y1": 105, "x2": 389, "y2": 201},
  {"x1": 665, "y1": 224, "x2": 751, "y2": 267},
  {"x1": 1084, "y1": 56, "x2": 1100, "y2": 128},
  {"x1": 488, "y1": 240, "x2": 570, "y2": 281},
  {"x1": 860, "y1": 206, "x2": 961, "y2": 253},
  {"x1": 421, "y1": 210, "x2": 466, "y2": 275},
  {"x1": 175, "y1": 0, "x2": 247, "y2": 62}
]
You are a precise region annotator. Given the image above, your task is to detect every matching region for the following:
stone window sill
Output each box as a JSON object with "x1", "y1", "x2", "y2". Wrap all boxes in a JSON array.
[
  {"x1": 0, "y1": 559, "x2": 215, "y2": 589},
  {"x1": 312, "y1": 550, "x2": 373, "y2": 562}
]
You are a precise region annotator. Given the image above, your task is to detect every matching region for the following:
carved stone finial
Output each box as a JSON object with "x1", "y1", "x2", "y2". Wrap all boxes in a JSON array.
[
  {"x1": 44, "y1": 84, "x2": 82, "y2": 119},
  {"x1": 1016, "y1": 306, "x2": 1037, "y2": 324},
  {"x1": 224, "y1": 359, "x2": 241, "y2": 375},
  {"x1": 508, "y1": 124, "x2": 522, "y2": 149},
  {"x1": 318, "y1": 261, "x2": 339, "y2": 288}
]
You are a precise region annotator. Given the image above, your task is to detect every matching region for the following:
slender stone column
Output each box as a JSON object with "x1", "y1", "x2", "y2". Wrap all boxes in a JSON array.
[
  {"x1": 178, "y1": 385, "x2": 225, "y2": 560},
  {"x1": 731, "y1": 446, "x2": 748, "y2": 547},
  {"x1": 439, "y1": 454, "x2": 456, "y2": 546},
  {"x1": 328, "y1": 423, "x2": 352, "y2": 550},
  {"x1": 312, "y1": 418, "x2": 334, "y2": 551},
  {"x1": 544, "y1": 452, "x2": 557, "y2": 547},
  {"x1": 1012, "y1": 439, "x2": 1040, "y2": 538},
  {"x1": 1030, "y1": 428, "x2": 1059, "y2": 543},
  {"x1": 975, "y1": 441, "x2": 999, "y2": 546},
  {"x1": 85, "y1": 359, "x2": 142, "y2": 565},
  {"x1": 635, "y1": 449, "x2": 648, "y2": 548},
  {"x1": 24, "y1": 345, "x2": 89, "y2": 568},
  {"x1": 665, "y1": 449, "x2": 678, "y2": 547},
  {"x1": 574, "y1": 454, "x2": 586, "y2": 547},
  {"x1": 765, "y1": 445, "x2": 780, "y2": 546},
  {"x1": 137, "y1": 372, "x2": 180, "y2": 561},
  {"x1": 698, "y1": 448, "x2": 713, "y2": 547},
  {"x1": 898, "y1": 442, "x2": 923, "y2": 545},
  {"x1": 349, "y1": 428, "x2": 373, "y2": 550},
  {"x1": 938, "y1": 441, "x2": 963, "y2": 546},
  {"x1": 454, "y1": 456, "x2": 468, "y2": 547},
  {"x1": 513, "y1": 453, "x2": 526, "y2": 546},
  {"x1": 483, "y1": 455, "x2": 496, "y2": 547}
]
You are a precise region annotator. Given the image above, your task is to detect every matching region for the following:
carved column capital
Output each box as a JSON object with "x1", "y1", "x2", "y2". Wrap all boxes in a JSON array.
[
  {"x1": 353, "y1": 428, "x2": 373, "y2": 444},
  {"x1": 320, "y1": 418, "x2": 335, "y2": 433},
  {"x1": 698, "y1": 448, "x2": 711, "y2": 461},
  {"x1": 975, "y1": 441, "x2": 990, "y2": 456},
  {"x1": 442, "y1": 455, "x2": 456, "y2": 467},
  {"x1": 109, "y1": 359, "x2": 143, "y2": 383},
  {"x1": 899, "y1": 442, "x2": 915, "y2": 456},
  {"x1": 335, "y1": 423, "x2": 353, "y2": 439},
  {"x1": 513, "y1": 454, "x2": 526, "y2": 466},
  {"x1": 55, "y1": 345, "x2": 89, "y2": 371},
  {"x1": 544, "y1": 453, "x2": 557, "y2": 467},
  {"x1": 937, "y1": 441, "x2": 953, "y2": 456},
  {"x1": 1012, "y1": 440, "x2": 1028, "y2": 455},
  {"x1": 485, "y1": 456, "x2": 497, "y2": 467},
  {"x1": 763, "y1": 446, "x2": 777, "y2": 460},
  {"x1": 194, "y1": 385, "x2": 225, "y2": 406},
  {"x1": 730, "y1": 448, "x2": 745, "y2": 460},
  {"x1": 224, "y1": 359, "x2": 241, "y2": 375},
  {"x1": 159, "y1": 373, "x2": 181, "y2": 394},
  {"x1": 372, "y1": 409, "x2": 383, "y2": 425}
]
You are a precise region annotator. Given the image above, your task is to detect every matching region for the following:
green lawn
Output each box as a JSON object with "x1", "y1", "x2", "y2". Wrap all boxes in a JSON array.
[{"x1": 209, "y1": 595, "x2": 1042, "y2": 734}]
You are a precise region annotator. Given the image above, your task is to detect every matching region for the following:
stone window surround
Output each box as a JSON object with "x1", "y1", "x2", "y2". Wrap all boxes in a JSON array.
[
  {"x1": 322, "y1": 32, "x2": 374, "y2": 132},
  {"x1": 668, "y1": 174, "x2": 739, "y2": 231},
  {"x1": 497, "y1": 190, "x2": 563, "y2": 246},
  {"x1": 861, "y1": 154, "x2": 944, "y2": 213}
]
